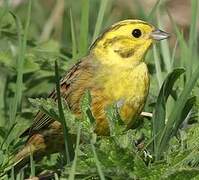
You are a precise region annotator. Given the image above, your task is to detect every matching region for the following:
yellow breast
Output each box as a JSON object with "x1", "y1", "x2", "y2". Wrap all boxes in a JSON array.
[{"x1": 100, "y1": 62, "x2": 149, "y2": 126}]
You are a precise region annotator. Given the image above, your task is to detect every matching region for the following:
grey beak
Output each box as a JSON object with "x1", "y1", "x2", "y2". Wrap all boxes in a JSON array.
[{"x1": 150, "y1": 29, "x2": 170, "y2": 40}]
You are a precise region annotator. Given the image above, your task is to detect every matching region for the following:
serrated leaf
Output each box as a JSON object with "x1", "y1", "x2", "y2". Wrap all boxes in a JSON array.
[
  {"x1": 106, "y1": 104, "x2": 125, "y2": 137},
  {"x1": 81, "y1": 90, "x2": 96, "y2": 128},
  {"x1": 28, "y1": 98, "x2": 59, "y2": 120},
  {"x1": 133, "y1": 155, "x2": 149, "y2": 178},
  {"x1": 162, "y1": 167, "x2": 199, "y2": 179}
]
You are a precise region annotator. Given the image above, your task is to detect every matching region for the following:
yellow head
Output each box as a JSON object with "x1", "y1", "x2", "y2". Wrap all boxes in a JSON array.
[{"x1": 91, "y1": 19, "x2": 169, "y2": 65}]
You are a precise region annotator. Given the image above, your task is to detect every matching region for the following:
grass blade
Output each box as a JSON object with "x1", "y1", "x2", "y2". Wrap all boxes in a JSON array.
[
  {"x1": 152, "y1": 68, "x2": 185, "y2": 158},
  {"x1": 0, "y1": 0, "x2": 9, "y2": 24},
  {"x1": 55, "y1": 60, "x2": 74, "y2": 163},
  {"x1": 68, "y1": 123, "x2": 81, "y2": 180},
  {"x1": 188, "y1": 0, "x2": 198, "y2": 71},
  {"x1": 189, "y1": 0, "x2": 198, "y2": 50},
  {"x1": 148, "y1": 0, "x2": 162, "y2": 21},
  {"x1": 79, "y1": 0, "x2": 89, "y2": 57},
  {"x1": 92, "y1": 0, "x2": 108, "y2": 42},
  {"x1": 9, "y1": 0, "x2": 31, "y2": 124},
  {"x1": 170, "y1": 39, "x2": 178, "y2": 67},
  {"x1": 91, "y1": 141, "x2": 105, "y2": 180},
  {"x1": 30, "y1": 153, "x2": 35, "y2": 177},
  {"x1": 167, "y1": 10, "x2": 188, "y2": 78},
  {"x1": 158, "y1": 65, "x2": 199, "y2": 158},
  {"x1": 133, "y1": 0, "x2": 147, "y2": 19},
  {"x1": 157, "y1": 13, "x2": 172, "y2": 72},
  {"x1": 153, "y1": 44, "x2": 163, "y2": 89},
  {"x1": 70, "y1": 9, "x2": 77, "y2": 59}
]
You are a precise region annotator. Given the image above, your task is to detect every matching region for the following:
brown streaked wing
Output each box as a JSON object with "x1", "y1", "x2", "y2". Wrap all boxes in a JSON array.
[{"x1": 21, "y1": 56, "x2": 95, "y2": 137}]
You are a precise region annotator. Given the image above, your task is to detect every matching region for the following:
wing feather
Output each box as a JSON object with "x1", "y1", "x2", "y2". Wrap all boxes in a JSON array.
[{"x1": 21, "y1": 57, "x2": 95, "y2": 137}]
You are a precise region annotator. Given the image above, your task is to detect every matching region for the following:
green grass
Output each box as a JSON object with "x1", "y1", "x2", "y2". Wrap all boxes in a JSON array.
[
  {"x1": 79, "y1": 0, "x2": 89, "y2": 57},
  {"x1": 55, "y1": 60, "x2": 74, "y2": 163},
  {"x1": 0, "y1": 0, "x2": 199, "y2": 179},
  {"x1": 92, "y1": 0, "x2": 109, "y2": 42}
]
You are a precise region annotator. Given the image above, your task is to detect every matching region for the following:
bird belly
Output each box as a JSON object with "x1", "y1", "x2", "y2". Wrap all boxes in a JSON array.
[
  {"x1": 92, "y1": 62, "x2": 149, "y2": 134},
  {"x1": 119, "y1": 62, "x2": 149, "y2": 127}
]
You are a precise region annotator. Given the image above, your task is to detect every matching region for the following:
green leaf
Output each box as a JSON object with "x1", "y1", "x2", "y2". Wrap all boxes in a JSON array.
[
  {"x1": 162, "y1": 167, "x2": 199, "y2": 180},
  {"x1": 106, "y1": 104, "x2": 124, "y2": 137},
  {"x1": 152, "y1": 68, "x2": 185, "y2": 157},
  {"x1": 28, "y1": 98, "x2": 59, "y2": 120},
  {"x1": 187, "y1": 124, "x2": 199, "y2": 149},
  {"x1": 158, "y1": 65, "x2": 199, "y2": 159},
  {"x1": 92, "y1": 0, "x2": 108, "y2": 42},
  {"x1": 23, "y1": 55, "x2": 40, "y2": 74},
  {"x1": 153, "y1": 44, "x2": 164, "y2": 89},
  {"x1": 174, "y1": 96, "x2": 196, "y2": 135},
  {"x1": 79, "y1": 0, "x2": 90, "y2": 57},
  {"x1": 68, "y1": 123, "x2": 81, "y2": 180},
  {"x1": 70, "y1": 9, "x2": 77, "y2": 59},
  {"x1": 81, "y1": 90, "x2": 92, "y2": 114},
  {"x1": 55, "y1": 60, "x2": 74, "y2": 163},
  {"x1": 9, "y1": 0, "x2": 31, "y2": 125},
  {"x1": 133, "y1": 155, "x2": 149, "y2": 178},
  {"x1": 148, "y1": 0, "x2": 162, "y2": 21}
]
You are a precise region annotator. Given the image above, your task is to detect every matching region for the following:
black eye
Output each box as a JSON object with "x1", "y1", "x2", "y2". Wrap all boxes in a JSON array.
[{"x1": 132, "y1": 29, "x2": 142, "y2": 38}]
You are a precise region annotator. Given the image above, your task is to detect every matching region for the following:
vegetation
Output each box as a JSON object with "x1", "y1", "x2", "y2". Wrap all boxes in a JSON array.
[{"x1": 0, "y1": 0, "x2": 198, "y2": 179}]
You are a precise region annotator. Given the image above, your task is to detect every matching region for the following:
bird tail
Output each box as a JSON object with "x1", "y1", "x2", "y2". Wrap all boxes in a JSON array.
[{"x1": 12, "y1": 134, "x2": 47, "y2": 172}]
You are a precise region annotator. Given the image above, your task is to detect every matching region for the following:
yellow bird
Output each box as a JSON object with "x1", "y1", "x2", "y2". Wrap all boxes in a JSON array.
[{"x1": 15, "y1": 19, "x2": 169, "y2": 164}]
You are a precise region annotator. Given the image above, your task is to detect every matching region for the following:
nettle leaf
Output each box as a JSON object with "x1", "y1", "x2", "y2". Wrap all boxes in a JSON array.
[
  {"x1": 29, "y1": 97, "x2": 78, "y2": 135},
  {"x1": 115, "y1": 130, "x2": 136, "y2": 150},
  {"x1": 97, "y1": 141, "x2": 135, "y2": 176},
  {"x1": 176, "y1": 124, "x2": 199, "y2": 168},
  {"x1": 147, "y1": 162, "x2": 168, "y2": 180},
  {"x1": 187, "y1": 124, "x2": 199, "y2": 149},
  {"x1": 106, "y1": 104, "x2": 125, "y2": 137},
  {"x1": 29, "y1": 98, "x2": 59, "y2": 120},
  {"x1": 133, "y1": 155, "x2": 149, "y2": 178},
  {"x1": 64, "y1": 130, "x2": 137, "y2": 179},
  {"x1": 181, "y1": 151, "x2": 199, "y2": 168},
  {"x1": 162, "y1": 167, "x2": 199, "y2": 179},
  {"x1": 80, "y1": 90, "x2": 96, "y2": 140},
  {"x1": 80, "y1": 90, "x2": 90, "y2": 116}
]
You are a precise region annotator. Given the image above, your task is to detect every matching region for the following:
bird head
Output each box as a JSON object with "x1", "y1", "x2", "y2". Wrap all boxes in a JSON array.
[{"x1": 91, "y1": 19, "x2": 170, "y2": 65}]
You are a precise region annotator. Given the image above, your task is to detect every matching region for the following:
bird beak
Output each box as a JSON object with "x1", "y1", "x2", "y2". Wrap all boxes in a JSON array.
[{"x1": 150, "y1": 29, "x2": 170, "y2": 41}]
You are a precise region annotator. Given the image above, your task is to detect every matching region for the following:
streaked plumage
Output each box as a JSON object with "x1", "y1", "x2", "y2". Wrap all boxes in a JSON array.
[{"x1": 15, "y1": 19, "x2": 169, "y2": 165}]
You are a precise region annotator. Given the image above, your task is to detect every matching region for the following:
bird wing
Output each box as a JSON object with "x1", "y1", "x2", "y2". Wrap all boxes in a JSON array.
[{"x1": 20, "y1": 56, "x2": 95, "y2": 137}]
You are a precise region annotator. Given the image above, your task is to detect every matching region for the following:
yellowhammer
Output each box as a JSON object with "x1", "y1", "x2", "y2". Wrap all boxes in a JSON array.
[{"x1": 15, "y1": 19, "x2": 169, "y2": 164}]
